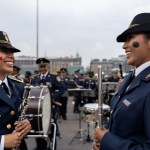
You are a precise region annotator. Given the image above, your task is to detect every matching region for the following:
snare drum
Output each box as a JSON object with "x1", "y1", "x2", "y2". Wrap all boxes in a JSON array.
[
  {"x1": 25, "y1": 86, "x2": 51, "y2": 135},
  {"x1": 83, "y1": 103, "x2": 110, "y2": 123}
]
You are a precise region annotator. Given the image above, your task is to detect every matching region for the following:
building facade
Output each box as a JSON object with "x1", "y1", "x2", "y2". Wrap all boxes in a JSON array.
[{"x1": 15, "y1": 55, "x2": 83, "y2": 75}]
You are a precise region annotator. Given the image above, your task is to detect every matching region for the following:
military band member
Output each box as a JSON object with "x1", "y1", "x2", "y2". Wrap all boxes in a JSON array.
[
  {"x1": 31, "y1": 57, "x2": 65, "y2": 101},
  {"x1": 23, "y1": 71, "x2": 32, "y2": 85},
  {"x1": 11, "y1": 65, "x2": 22, "y2": 81},
  {"x1": 31, "y1": 57, "x2": 66, "y2": 150},
  {"x1": 107, "y1": 69, "x2": 120, "y2": 82},
  {"x1": 83, "y1": 71, "x2": 97, "y2": 103},
  {"x1": 0, "y1": 31, "x2": 31, "y2": 149},
  {"x1": 59, "y1": 68, "x2": 69, "y2": 120},
  {"x1": 73, "y1": 69, "x2": 82, "y2": 113},
  {"x1": 93, "y1": 13, "x2": 150, "y2": 150}
]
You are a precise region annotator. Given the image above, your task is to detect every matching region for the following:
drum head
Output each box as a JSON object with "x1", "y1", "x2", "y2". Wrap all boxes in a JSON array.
[
  {"x1": 42, "y1": 87, "x2": 51, "y2": 134},
  {"x1": 84, "y1": 103, "x2": 98, "y2": 110},
  {"x1": 83, "y1": 103, "x2": 110, "y2": 112},
  {"x1": 26, "y1": 86, "x2": 51, "y2": 135}
]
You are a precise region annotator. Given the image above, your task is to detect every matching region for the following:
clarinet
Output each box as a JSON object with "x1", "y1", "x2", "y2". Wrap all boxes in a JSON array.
[{"x1": 12, "y1": 86, "x2": 31, "y2": 150}]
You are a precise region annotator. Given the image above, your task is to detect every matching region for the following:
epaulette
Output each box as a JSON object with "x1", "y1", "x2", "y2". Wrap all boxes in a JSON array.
[
  {"x1": 31, "y1": 73, "x2": 40, "y2": 78},
  {"x1": 145, "y1": 74, "x2": 150, "y2": 79},
  {"x1": 8, "y1": 75, "x2": 24, "y2": 83}
]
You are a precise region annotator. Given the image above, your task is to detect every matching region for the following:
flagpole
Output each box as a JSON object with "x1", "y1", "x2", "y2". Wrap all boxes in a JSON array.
[{"x1": 36, "y1": 0, "x2": 39, "y2": 58}]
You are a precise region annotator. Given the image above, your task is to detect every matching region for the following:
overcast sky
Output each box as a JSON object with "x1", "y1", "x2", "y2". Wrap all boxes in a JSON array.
[{"x1": 1, "y1": 0, "x2": 150, "y2": 67}]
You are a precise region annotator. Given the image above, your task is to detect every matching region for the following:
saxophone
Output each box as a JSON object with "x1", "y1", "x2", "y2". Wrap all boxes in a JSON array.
[{"x1": 12, "y1": 86, "x2": 31, "y2": 150}]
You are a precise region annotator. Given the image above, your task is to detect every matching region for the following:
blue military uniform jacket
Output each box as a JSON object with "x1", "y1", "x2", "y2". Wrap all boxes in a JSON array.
[
  {"x1": 100, "y1": 66, "x2": 150, "y2": 150},
  {"x1": 73, "y1": 75, "x2": 84, "y2": 87},
  {"x1": 0, "y1": 76, "x2": 24, "y2": 142},
  {"x1": 31, "y1": 72, "x2": 65, "y2": 100},
  {"x1": 60, "y1": 76, "x2": 69, "y2": 97},
  {"x1": 83, "y1": 78, "x2": 97, "y2": 90}
]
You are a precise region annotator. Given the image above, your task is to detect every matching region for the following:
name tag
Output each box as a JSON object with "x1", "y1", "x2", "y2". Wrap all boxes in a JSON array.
[{"x1": 122, "y1": 99, "x2": 131, "y2": 107}]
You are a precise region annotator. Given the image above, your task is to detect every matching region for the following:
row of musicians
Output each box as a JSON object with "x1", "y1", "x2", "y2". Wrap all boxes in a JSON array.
[{"x1": 12, "y1": 58, "x2": 98, "y2": 120}]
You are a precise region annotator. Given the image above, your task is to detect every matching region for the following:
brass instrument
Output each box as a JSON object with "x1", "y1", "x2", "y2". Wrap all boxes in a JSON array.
[{"x1": 12, "y1": 86, "x2": 31, "y2": 150}]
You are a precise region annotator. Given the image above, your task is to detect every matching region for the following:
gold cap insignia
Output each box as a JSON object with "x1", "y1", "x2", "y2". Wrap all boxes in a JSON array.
[
  {"x1": 128, "y1": 24, "x2": 139, "y2": 29},
  {"x1": 0, "y1": 32, "x2": 11, "y2": 45}
]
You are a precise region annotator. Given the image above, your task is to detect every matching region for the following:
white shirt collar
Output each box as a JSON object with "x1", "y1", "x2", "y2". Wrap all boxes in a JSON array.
[
  {"x1": 0, "y1": 76, "x2": 9, "y2": 86},
  {"x1": 135, "y1": 61, "x2": 150, "y2": 76},
  {"x1": 40, "y1": 71, "x2": 48, "y2": 78},
  {"x1": 0, "y1": 76, "x2": 11, "y2": 95}
]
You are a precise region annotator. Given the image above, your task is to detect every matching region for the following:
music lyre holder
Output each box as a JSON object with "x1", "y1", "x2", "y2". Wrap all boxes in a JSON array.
[
  {"x1": 68, "y1": 88, "x2": 91, "y2": 145},
  {"x1": 102, "y1": 82, "x2": 118, "y2": 92},
  {"x1": 102, "y1": 82, "x2": 118, "y2": 104}
]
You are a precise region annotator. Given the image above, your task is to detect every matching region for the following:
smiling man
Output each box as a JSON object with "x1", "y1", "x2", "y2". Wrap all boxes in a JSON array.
[
  {"x1": 0, "y1": 31, "x2": 31, "y2": 150},
  {"x1": 93, "y1": 13, "x2": 150, "y2": 150}
]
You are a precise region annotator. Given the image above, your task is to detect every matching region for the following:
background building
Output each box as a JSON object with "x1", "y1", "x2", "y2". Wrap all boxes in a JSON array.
[
  {"x1": 15, "y1": 53, "x2": 133, "y2": 77},
  {"x1": 90, "y1": 55, "x2": 133, "y2": 77},
  {"x1": 15, "y1": 53, "x2": 83, "y2": 75}
]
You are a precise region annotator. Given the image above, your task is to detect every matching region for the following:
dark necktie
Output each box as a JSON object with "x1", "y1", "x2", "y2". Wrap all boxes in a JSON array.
[
  {"x1": 129, "y1": 70, "x2": 135, "y2": 84},
  {"x1": 42, "y1": 75, "x2": 45, "y2": 79},
  {"x1": 41, "y1": 75, "x2": 45, "y2": 84},
  {"x1": 1, "y1": 82, "x2": 10, "y2": 96}
]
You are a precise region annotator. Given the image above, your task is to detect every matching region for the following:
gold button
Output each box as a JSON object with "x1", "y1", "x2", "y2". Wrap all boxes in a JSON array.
[
  {"x1": 6, "y1": 124, "x2": 11, "y2": 129},
  {"x1": 10, "y1": 110, "x2": 15, "y2": 116}
]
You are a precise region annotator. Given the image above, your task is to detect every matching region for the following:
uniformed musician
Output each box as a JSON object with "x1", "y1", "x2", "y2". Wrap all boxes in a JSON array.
[
  {"x1": 11, "y1": 66, "x2": 21, "y2": 80},
  {"x1": 59, "y1": 68, "x2": 69, "y2": 120},
  {"x1": 73, "y1": 69, "x2": 82, "y2": 113},
  {"x1": 107, "y1": 69, "x2": 120, "y2": 82},
  {"x1": 31, "y1": 57, "x2": 65, "y2": 102},
  {"x1": 83, "y1": 71, "x2": 97, "y2": 103},
  {"x1": 93, "y1": 13, "x2": 150, "y2": 150},
  {"x1": 31, "y1": 57, "x2": 66, "y2": 150},
  {"x1": 0, "y1": 31, "x2": 31, "y2": 149},
  {"x1": 23, "y1": 71, "x2": 32, "y2": 85}
]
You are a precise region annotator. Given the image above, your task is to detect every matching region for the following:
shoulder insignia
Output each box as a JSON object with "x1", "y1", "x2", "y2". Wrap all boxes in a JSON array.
[
  {"x1": 145, "y1": 74, "x2": 150, "y2": 79},
  {"x1": 8, "y1": 76, "x2": 24, "y2": 83},
  {"x1": 31, "y1": 73, "x2": 40, "y2": 78},
  {"x1": 33, "y1": 73, "x2": 40, "y2": 77},
  {"x1": 56, "y1": 76, "x2": 61, "y2": 82}
]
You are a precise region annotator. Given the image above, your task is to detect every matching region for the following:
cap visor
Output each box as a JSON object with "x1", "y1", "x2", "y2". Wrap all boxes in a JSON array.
[
  {"x1": 117, "y1": 24, "x2": 150, "y2": 42},
  {"x1": 0, "y1": 44, "x2": 20, "y2": 52}
]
